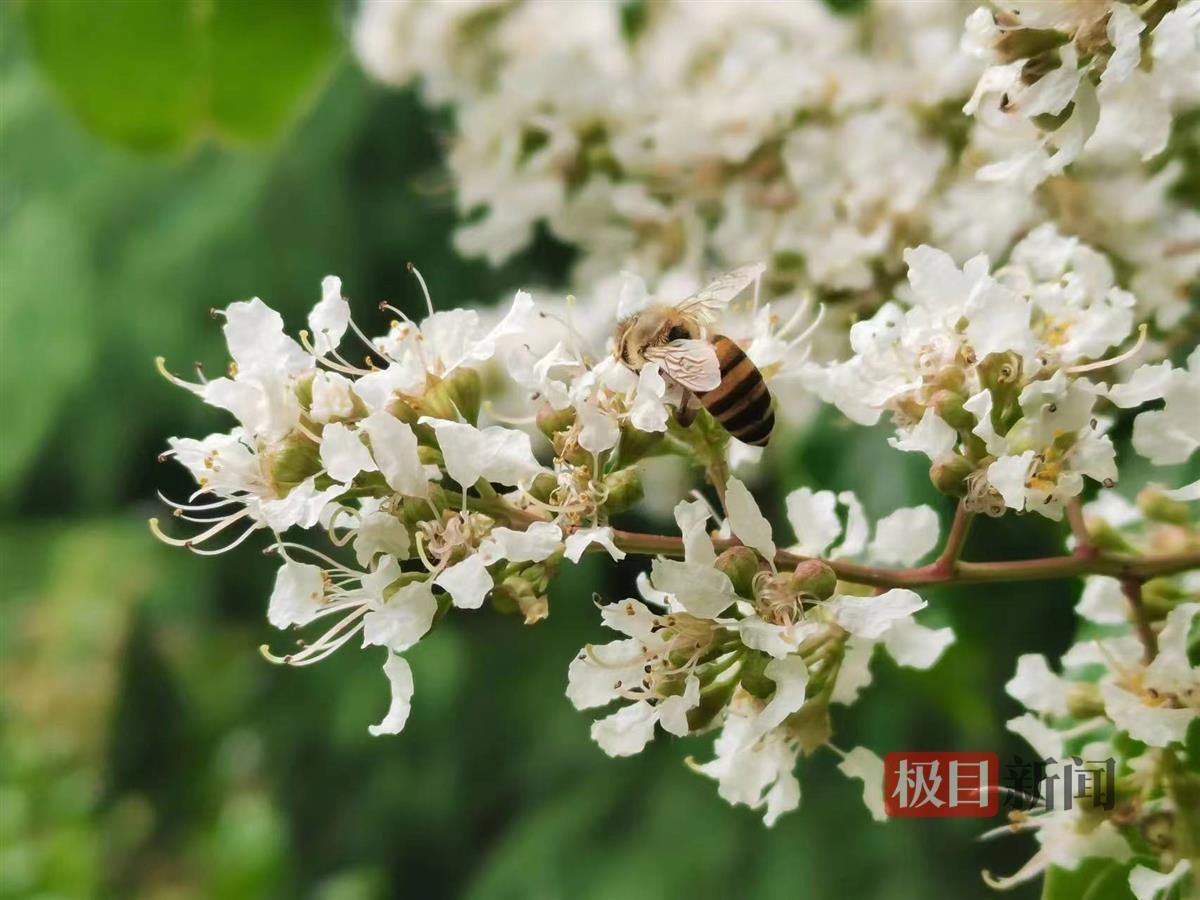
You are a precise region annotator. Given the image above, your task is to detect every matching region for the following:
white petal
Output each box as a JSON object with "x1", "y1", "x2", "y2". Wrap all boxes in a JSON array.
[
  {"x1": 576, "y1": 401, "x2": 621, "y2": 454},
  {"x1": 725, "y1": 477, "x2": 776, "y2": 561},
  {"x1": 649, "y1": 558, "x2": 737, "y2": 619},
  {"x1": 309, "y1": 371, "x2": 356, "y2": 423},
  {"x1": 833, "y1": 491, "x2": 869, "y2": 557},
  {"x1": 658, "y1": 675, "x2": 701, "y2": 737},
  {"x1": 838, "y1": 747, "x2": 887, "y2": 822},
  {"x1": 629, "y1": 363, "x2": 669, "y2": 433},
  {"x1": 361, "y1": 412, "x2": 428, "y2": 497},
  {"x1": 1076, "y1": 576, "x2": 1128, "y2": 625},
  {"x1": 1006, "y1": 713, "x2": 1063, "y2": 760},
  {"x1": 1101, "y1": 682, "x2": 1195, "y2": 747},
  {"x1": 1129, "y1": 860, "x2": 1192, "y2": 900},
  {"x1": 750, "y1": 656, "x2": 810, "y2": 739},
  {"x1": 591, "y1": 702, "x2": 658, "y2": 757},
  {"x1": 888, "y1": 408, "x2": 957, "y2": 459},
  {"x1": 267, "y1": 561, "x2": 325, "y2": 628},
  {"x1": 882, "y1": 619, "x2": 954, "y2": 669},
  {"x1": 831, "y1": 637, "x2": 876, "y2": 704},
  {"x1": 566, "y1": 638, "x2": 645, "y2": 710},
  {"x1": 368, "y1": 652, "x2": 414, "y2": 736},
  {"x1": 319, "y1": 422, "x2": 377, "y2": 483},
  {"x1": 222, "y1": 297, "x2": 309, "y2": 376},
  {"x1": 1005, "y1": 654, "x2": 1070, "y2": 717},
  {"x1": 478, "y1": 521, "x2": 563, "y2": 564},
  {"x1": 738, "y1": 617, "x2": 822, "y2": 660},
  {"x1": 1107, "y1": 362, "x2": 1175, "y2": 408},
  {"x1": 419, "y1": 419, "x2": 544, "y2": 487},
  {"x1": 433, "y1": 554, "x2": 492, "y2": 610},
  {"x1": 785, "y1": 487, "x2": 841, "y2": 556},
  {"x1": 564, "y1": 526, "x2": 626, "y2": 563},
  {"x1": 1145, "y1": 603, "x2": 1199, "y2": 697},
  {"x1": 308, "y1": 275, "x2": 350, "y2": 356},
  {"x1": 674, "y1": 498, "x2": 716, "y2": 566},
  {"x1": 362, "y1": 580, "x2": 437, "y2": 653},
  {"x1": 988, "y1": 452, "x2": 1035, "y2": 511},
  {"x1": 832, "y1": 589, "x2": 925, "y2": 640},
  {"x1": 869, "y1": 506, "x2": 939, "y2": 566},
  {"x1": 1161, "y1": 480, "x2": 1200, "y2": 501}
]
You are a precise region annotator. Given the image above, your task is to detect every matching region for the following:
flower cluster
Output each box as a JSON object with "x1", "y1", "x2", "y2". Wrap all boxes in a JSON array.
[
  {"x1": 805, "y1": 225, "x2": 1194, "y2": 521},
  {"x1": 352, "y1": 0, "x2": 1199, "y2": 332},
  {"x1": 992, "y1": 488, "x2": 1198, "y2": 896}
]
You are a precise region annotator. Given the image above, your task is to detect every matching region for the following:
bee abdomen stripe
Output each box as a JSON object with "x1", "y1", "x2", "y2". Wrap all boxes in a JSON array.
[
  {"x1": 705, "y1": 372, "x2": 767, "y2": 419},
  {"x1": 713, "y1": 337, "x2": 746, "y2": 374},
  {"x1": 699, "y1": 358, "x2": 758, "y2": 411},
  {"x1": 734, "y1": 411, "x2": 774, "y2": 447},
  {"x1": 721, "y1": 387, "x2": 772, "y2": 435}
]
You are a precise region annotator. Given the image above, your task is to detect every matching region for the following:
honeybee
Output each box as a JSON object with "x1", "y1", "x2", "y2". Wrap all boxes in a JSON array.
[{"x1": 615, "y1": 264, "x2": 774, "y2": 447}]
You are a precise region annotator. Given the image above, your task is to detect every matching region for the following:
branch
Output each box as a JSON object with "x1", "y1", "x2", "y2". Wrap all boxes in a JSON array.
[
  {"x1": 1066, "y1": 499, "x2": 1095, "y2": 559},
  {"x1": 606, "y1": 528, "x2": 1200, "y2": 590},
  {"x1": 930, "y1": 501, "x2": 973, "y2": 577},
  {"x1": 1120, "y1": 577, "x2": 1158, "y2": 664}
]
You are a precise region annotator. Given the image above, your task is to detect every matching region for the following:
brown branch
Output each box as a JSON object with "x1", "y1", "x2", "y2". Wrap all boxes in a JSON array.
[
  {"x1": 606, "y1": 528, "x2": 1200, "y2": 590},
  {"x1": 930, "y1": 501, "x2": 974, "y2": 577},
  {"x1": 1120, "y1": 577, "x2": 1158, "y2": 664},
  {"x1": 1066, "y1": 499, "x2": 1095, "y2": 559}
]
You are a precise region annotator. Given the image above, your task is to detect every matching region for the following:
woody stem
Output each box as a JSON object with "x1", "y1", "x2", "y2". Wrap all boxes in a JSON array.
[{"x1": 1119, "y1": 577, "x2": 1158, "y2": 664}]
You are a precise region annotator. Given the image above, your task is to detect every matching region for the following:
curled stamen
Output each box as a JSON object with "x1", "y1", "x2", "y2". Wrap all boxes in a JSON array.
[
  {"x1": 149, "y1": 509, "x2": 250, "y2": 548},
  {"x1": 1066, "y1": 325, "x2": 1147, "y2": 374},
  {"x1": 155, "y1": 356, "x2": 203, "y2": 391}
]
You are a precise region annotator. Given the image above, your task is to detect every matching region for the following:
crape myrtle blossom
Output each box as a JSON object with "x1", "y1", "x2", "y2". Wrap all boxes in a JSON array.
[
  {"x1": 803, "y1": 225, "x2": 1196, "y2": 521},
  {"x1": 567, "y1": 477, "x2": 951, "y2": 823},
  {"x1": 351, "y1": 0, "x2": 1199, "y2": 343},
  {"x1": 990, "y1": 489, "x2": 1200, "y2": 895}
]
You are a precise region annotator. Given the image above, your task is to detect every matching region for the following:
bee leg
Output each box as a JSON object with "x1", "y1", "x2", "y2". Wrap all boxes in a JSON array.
[{"x1": 675, "y1": 392, "x2": 699, "y2": 428}]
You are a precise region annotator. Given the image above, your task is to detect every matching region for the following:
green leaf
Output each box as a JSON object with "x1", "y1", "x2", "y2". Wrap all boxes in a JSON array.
[
  {"x1": 1042, "y1": 858, "x2": 1135, "y2": 900},
  {"x1": 24, "y1": 0, "x2": 339, "y2": 154}
]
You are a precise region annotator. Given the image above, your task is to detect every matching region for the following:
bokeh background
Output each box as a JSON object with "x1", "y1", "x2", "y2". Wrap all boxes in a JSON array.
[{"x1": 1, "y1": 3, "x2": 1183, "y2": 898}]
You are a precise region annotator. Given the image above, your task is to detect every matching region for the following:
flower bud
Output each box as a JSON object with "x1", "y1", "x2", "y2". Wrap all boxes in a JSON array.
[
  {"x1": 525, "y1": 472, "x2": 558, "y2": 504},
  {"x1": 929, "y1": 453, "x2": 974, "y2": 497},
  {"x1": 418, "y1": 445, "x2": 444, "y2": 467},
  {"x1": 994, "y1": 27, "x2": 1069, "y2": 63},
  {"x1": 715, "y1": 546, "x2": 761, "y2": 598},
  {"x1": 791, "y1": 560, "x2": 838, "y2": 601},
  {"x1": 537, "y1": 403, "x2": 575, "y2": 438},
  {"x1": 930, "y1": 389, "x2": 973, "y2": 430},
  {"x1": 1136, "y1": 488, "x2": 1190, "y2": 526},
  {"x1": 386, "y1": 395, "x2": 421, "y2": 424},
  {"x1": 602, "y1": 467, "x2": 644, "y2": 514},
  {"x1": 614, "y1": 422, "x2": 665, "y2": 465},
  {"x1": 269, "y1": 434, "x2": 321, "y2": 489},
  {"x1": 1142, "y1": 578, "x2": 1184, "y2": 620},
  {"x1": 1066, "y1": 682, "x2": 1104, "y2": 719},
  {"x1": 737, "y1": 654, "x2": 775, "y2": 700},
  {"x1": 978, "y1": 351, "x2": 1023, "y2": 394},
  {"x1": 422, "y1": 368, "x2": 481, "y2": 424},
  {"x1": 493, "y1": 574, "x2": 548, "y2": 624},
  {"x1": 933, "y1": 365, "x2": 967, "y2": 394},
  {"x1": 294, "y1": 370, "x2": 316, "y2": 408},
  {"x1": 788, "y1": 700, "x2": 832, "y2": 756}
]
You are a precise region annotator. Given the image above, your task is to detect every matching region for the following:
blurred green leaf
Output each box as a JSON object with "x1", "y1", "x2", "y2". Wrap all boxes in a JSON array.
[{"x1": 25, "y1": 0, "x2": 339, "y2": 154}]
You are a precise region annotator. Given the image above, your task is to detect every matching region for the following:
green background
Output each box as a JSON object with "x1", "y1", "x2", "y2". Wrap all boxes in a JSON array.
[{"x1": 1, "y1": 2, "x2": 1182, "y2": 898}]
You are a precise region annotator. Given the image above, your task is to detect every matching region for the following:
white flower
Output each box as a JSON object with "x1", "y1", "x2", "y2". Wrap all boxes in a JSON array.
[
  {"x1": 868, "y1": 506, "x2": 939, "y2": 566},
  {"x1": 478, "y1": 521, "x2": 563, "y2": 564},
  {"x1": 563, "y1": 526, "x2": 626, "y2": 563},
  {"x1": 1129, "y1": 860, "x2": 1193, "y2": 900},
  {"x1": 319, "y1": 422, "x2": 377, "y2": 483},
  {"x1": 1006, "y1": 654, "x2": 1071, "y2": 718},
  {"x1": 1111, "y1": 349, "x2": 1200, "y2": 466},
  {"x1": 433, "y1": 554, "x2": 493, "y2": 610},
  {"x1": 836, "y1": 746, "x2": 887, "y2": 823},
  {"x1": 360, "y1": 412, "x2": 429, "y2": 497},
  {"x1": 308, "y1": 275, "x2": 351, "y2": 356}
]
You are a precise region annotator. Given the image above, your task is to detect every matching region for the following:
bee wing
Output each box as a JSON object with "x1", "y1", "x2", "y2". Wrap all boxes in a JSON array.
[
  {"x1": 644, "y1": 340, "x2": 722, "y2": 392},
  {"x1": 672, "y1": 263, "x2": 765, "y2": 324}
]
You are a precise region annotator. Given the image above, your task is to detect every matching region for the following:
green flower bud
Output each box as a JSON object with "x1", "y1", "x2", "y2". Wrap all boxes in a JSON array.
[
  {"x1": 613, "y1": 422, "x2": 665, "y2": 466},
  {"x1": 930, "y1": 453, "x2": 975, "y2": 497},
  {"x1": 1137, "y1": 488, "x2": 1191, "y2": 526},
  {"x1": 1066, "y1": 682, "x2": 1105, "y2": 719},
  {"x1": 995, "y1": 27, "x2": 1069, "y2": 63},
  {"x1": 422, "y1": 368, "x2": 482, "y2": 424},
  {"x1": 978, "y1": 351, "x2": 1023, "y2": 395},
  {"x1": 788, "y1": 700, "x2": 832, "y2": 756},
  {"x1": 269, "y1": 433, "x2": 322, "y2": 489},
  {"x1": 738, "y1": 654, "x2": 775, "y2": 700},
  {"x1": 602, "y1": 467, "x2": 644, "y2": 514},
  {"x1": 536, "y1": 403, "x2": 576, "y2": 438},
  {"x1": 686, "y1": 676, "x2": 736, "y2": 731},
  {"x1": 791, "y1": 560, "x2": 838, "y2": 601},
  {"x1": 418, "y1": 445, "x2": 444, "y2": 467},
  {"x1": 715, "y1": 546, "x2": 761, "y2": 598},
  {"x1": 294, "y1": 371, "x2": 316, "y2": 409},
  {"x1": 526, "y1": 472, "x2": 558, "y2": 504},
  {"x1": 933, "y1": 365, "x2": 968, "y2": 394},
  {"x1": 493, "y1": 573, "x2": 549, "y2": 624},
  {"x1": 1142, "y1": 578, "x2": 1185, "y2": 619},
  {"x1": 930, "y1": 389, "x2": 973, "y2": 430},
  {"x1": 386, "y1": 394, "x2": 421, "y2": 424}
]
